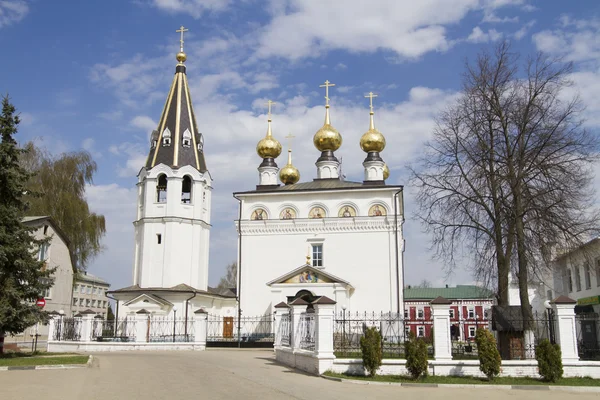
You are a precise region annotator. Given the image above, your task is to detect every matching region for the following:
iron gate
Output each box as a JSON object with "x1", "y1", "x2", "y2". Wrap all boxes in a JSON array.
[{"x1": 206, "y1": 314, "x2": 274, "y2": 348}]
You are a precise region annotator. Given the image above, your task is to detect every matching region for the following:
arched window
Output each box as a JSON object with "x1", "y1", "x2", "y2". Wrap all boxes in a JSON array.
[
  {"x1": 181, "y1": 175, "x2": 192, "y2": 204},
  {"x1": 182, "y1": 129, "x2": 191, "y2": 148},
  {"x1": 162, "y1": 127, "x2": 172, "y2": 146},
  {"x1": 156, "y1": 174, "x2": 167, "y2": 203}
]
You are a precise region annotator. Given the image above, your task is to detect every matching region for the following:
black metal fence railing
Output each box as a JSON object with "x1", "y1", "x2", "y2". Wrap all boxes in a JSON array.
[
  {"x1": 279, "y1": 314, "x2": 291, "y2": 347},
  {"x1": 91, "y1": 318, "x2": 137, "y2": 342},
  {"x1": 576, "y1": 313, "x2": 600, "y2": 360},
  {"x1": 298, "y1": 313, "x2": 315, "y2": 351},
  {"x1": 54, "y1": 317, "x2": 81, "y2": 341},
  {"x1": 334, "y1": 312, "x2": 413, "y2": 359},
  {"x1": 148, "y1": 318, "x2": 195, "y2": 343},
  {"x1": 207, "y1": 314, "x2": 274, "y2": 344}
]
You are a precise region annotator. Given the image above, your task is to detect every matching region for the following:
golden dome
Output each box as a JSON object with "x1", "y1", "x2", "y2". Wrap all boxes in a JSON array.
[
  {"x1": 383, "y1": 163, "x2": 390, "y2": 180},
  {"x1": 280, "y1": 149, "x2": 300, "y2": 185},
  {"x1": 256, "y1": 118, "x2": 282, "y2": 159},
  {"x1": 176, "y1": 51, "x2": 187, "y2": 63},
  {"x1": 360, "y1": 112, "x2": 386, "y2": 153},
  {"x1": 313, "y1": 105, "x2": 342, "y2": 152}
]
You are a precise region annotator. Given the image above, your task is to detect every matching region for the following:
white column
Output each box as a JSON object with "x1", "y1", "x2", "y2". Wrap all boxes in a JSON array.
[
  {"x1": 80, "y1": 313, "x2": 95, "y2": 343},
  {"x1": 430, "y1": 298, "x2": 453, "y2": 361},
  {"x1": 193, "y1": 309, "x2": 208, "y2": 348},
  {"x1": 316, "y1": 160, "x2": 339, "y2": 179},
  {"x1": 135, "y1": 312, "x2": 149, "y2": 343},
  {"x1": 552, "y1": 297, "x2": 579, "y2": 363},
  {"x1": 314, "y1": 302, "x2": 335, "y2": 358},
  {"x1": 290, "y1": 302, "x2": 307, "y2": 351}
]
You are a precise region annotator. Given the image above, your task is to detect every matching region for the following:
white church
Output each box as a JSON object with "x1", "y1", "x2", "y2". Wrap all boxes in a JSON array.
[{"x1": 111, "y1": 28, "x2": 405, "y2": 322}]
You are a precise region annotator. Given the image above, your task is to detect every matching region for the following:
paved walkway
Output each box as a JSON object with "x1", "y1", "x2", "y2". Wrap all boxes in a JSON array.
[{"x1": 0, "y1": 350, "x2": 598, "y2": 399}]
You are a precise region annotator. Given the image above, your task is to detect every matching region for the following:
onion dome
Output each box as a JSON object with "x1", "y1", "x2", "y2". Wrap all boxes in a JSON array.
[
  {"x1": 176, "y1": 51, "x2": 187, "y2": 63},
  {"x1": 360, "y1": 97, "x2": 386, "y2": 153},
  {"x1": 383, "y1": 163, "x2": 390, "y2": 180},
  {"x1": 280, "y1": 149, "x2": 300, "y2": 185},
  {"x1": 256, "y1": 116, "x2": 282, "y2": 159},
  {"x1": 313, "y1": 105, "x2": 342, "y2": 152}
]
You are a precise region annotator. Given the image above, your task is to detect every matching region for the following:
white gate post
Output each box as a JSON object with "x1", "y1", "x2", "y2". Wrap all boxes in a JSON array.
[
  {"x1": 552, "y1": 296, "x2": 579, "y2": 363},
  {"x1": 274, "y1": 302, "x2": 290, "y2": 348},
  {"x1": 135, "y1": 310, "x2": 149, "y2": 343},
  {"x1": 193, "y1": 309, "x2": 208, "y2": 349},
  {"x1": 313, "y1": 296, "x2": 336, "y2": 376},
  {"x1": 47, "y1": 313, "x2": 59, "y2": 342},
  {"x1": 80, "y1": 310, "x2": 95, "y2": 343},
  {"x1": 289, "y1": 298, "x2": 308, "y2": 351},
  {"x1": 430, "y1": 296, "x2": 453, "y2": 361}
]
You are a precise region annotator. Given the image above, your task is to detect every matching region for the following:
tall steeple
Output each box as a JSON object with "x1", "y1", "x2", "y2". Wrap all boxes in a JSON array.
[
  {"x1": 145, "y1": 26, "x2": 207, "y2": 172},
  {"x1": 313, "y1": 80, "x2": 342, "y2": 179}
]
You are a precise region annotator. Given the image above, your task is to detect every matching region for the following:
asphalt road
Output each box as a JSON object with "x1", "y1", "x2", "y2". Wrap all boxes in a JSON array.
[{"x1": 0, "y1": 350, "x2": 598, "y2": 400}]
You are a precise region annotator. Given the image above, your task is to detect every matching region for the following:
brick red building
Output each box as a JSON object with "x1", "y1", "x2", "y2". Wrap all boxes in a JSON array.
[{"x1": 404, "y1": 285, "x2": 495, "y2": 342}]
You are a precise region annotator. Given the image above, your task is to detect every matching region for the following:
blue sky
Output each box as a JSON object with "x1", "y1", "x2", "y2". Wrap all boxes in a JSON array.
[{"x1": 2, "y1": 0, "x2": 600, "y2": 292}]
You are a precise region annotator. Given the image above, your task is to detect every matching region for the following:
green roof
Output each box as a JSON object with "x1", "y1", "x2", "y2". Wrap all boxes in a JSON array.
[{"x1": 404, "y1": 285, "x2": 494, "y2": 300}]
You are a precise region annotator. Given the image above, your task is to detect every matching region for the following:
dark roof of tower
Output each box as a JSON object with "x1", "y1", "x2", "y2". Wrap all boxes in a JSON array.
[{"x1": 145, "y1": 64, "x2": 208, "y2": 172}]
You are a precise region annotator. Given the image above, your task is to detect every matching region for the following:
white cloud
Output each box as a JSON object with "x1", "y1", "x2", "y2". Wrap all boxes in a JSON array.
[
  {"x1": 130, "y1": 115, "x2": 157, "y2": 132},
  {"x1": 467, "y1": 26, "x2": 502, "y2": 43},
  {"x1": 82, "y1": 138, "x2": 102, "y2": 159},
  {"x1": 0, "y1": 0, "x2": 28, "y2": 28},
  {"x1": 149, "y1": 0, "x2": 231, "y2": 18},
  {"x1": 512, "y1": 19, "x2": 535, "y2": 40}
]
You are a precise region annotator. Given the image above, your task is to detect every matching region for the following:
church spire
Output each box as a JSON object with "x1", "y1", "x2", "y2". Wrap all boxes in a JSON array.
[
  {"x1": 360, "y1": 92, "x2": 387, "y2": 184},
  {"x1": 313, "y1": 80, "x2": 342, "y2": 179},
  {"x1": 145, "y1": 26, "x2": 207, "y2": 172}
]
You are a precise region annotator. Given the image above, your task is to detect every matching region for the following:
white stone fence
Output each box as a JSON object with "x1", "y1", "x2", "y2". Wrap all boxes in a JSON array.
[
  {"x1": 274, "y1": 295, "x2": 600, "y2": 378},
  {"x1": 47, "y1": 309, "x2": 208, "y2": 352}
]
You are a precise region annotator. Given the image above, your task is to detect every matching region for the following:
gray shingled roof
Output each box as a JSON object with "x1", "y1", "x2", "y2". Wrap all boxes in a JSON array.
[{"x1": 235, "y1": 179, "x2": 401, "y2": 194}]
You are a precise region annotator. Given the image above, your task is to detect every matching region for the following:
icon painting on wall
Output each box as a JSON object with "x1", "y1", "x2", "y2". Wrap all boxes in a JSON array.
[
  {"x1": 309, "y1": 206, "x2": 325, "y2": 219},
  {"x1": 251, "y1": 208, "x2": 267, "y2": 220},
  {"x1": 368, "y1": 204, "x2": 386, "y2": 217},
  {"x1": 284, "y1": 270, "x2": 331, "y2": 284},
  {"x1": 280, "y1": 208, "x2": 296, "y2": 220},
  {"x1": 338, "y1": 205, "x2": 357, "y2": 218}
]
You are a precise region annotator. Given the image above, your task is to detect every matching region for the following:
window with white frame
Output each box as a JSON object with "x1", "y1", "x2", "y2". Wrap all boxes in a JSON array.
[
  {"x1": 92, "y1": 287, "x2": 96, "y2": 295},
  {"x1": 468, "y1": 326, "x2": 476, "y2": 338},
  {"x1": 585, "y1": 263, "x2": 592, "y2": 290},
  {"x1": 567, "y1": 268, "x2": 573, "y2": 292},
  {"x1": 417, "y1": 326, "x2": 425, "y2": 337},
  {"x1": 73, "y1": 298, "x2": 77, "y2": 306},
  {"x1": 468, "y1": 307, "x2": 475, "y2": 319},
  {"x1": 80, "y1": 285, "x2": 85, "y2": 294},
  {"x1": 38, "y1": 243, "x2": 49, "y2": 261},
  {"x1": 91, "y1": 300, "x2": 96, "y2": 307},
  {"x1": 405, "y1": 326, "x2": 410, "y2": 338},
  {"x1": 596, "y1": 259, "x2": 600, "y2": 287},
  {"x1": 86, "y1": 299, "x2": 90, "y2": 307},
  {"x1": 575, "y1": 266, "x2": 582, "y2": 291},
  {"x1": 404, "y1": 309, "x2": 408, "y2": 319},
  {"x1": 449, "y1": 309, "x2": 455, "y2": 319},
  {"x1": 417, "y1": 308, "x2": 424, "y2": 319},
  {"x1": 79, "y1": 298, "x2": 84, "y2": 306},
  {"x1": 40, "y1": 278, "x2": 51, "y2": 299},
  {"x1": 312, "y1": 244, "x2": 323, "y2": 268},
  {"x1": 87, "y1": 286, "x2": 91, "y2": 294}
]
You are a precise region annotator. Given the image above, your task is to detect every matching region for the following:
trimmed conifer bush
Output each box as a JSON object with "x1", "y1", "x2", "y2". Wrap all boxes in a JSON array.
[
  {"x1": 475, "y1": 328, "x2": 501, "y2": 380},
  {"x1": 360, "y1": 326, "x2": 383, "y2": 377},
  {"x1": 405, "y1": 333, "x2": 428, "y2": 379},
  {"x1": 535, "y1": 339, "x2": 563, "y2": 382}
]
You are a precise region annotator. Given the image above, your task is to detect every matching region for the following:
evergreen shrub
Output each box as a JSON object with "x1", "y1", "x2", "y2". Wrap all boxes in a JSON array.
[
  {"x1": 360, "y1": 326, "x2": 383, "y2": 377},
  {"x1": 405, "y1": 333, "x2": 428, "y2": 379},
  {"x1": 535, "y1": 339, "x2": 563, "y2": 382},
  {"x1": 475, "y1": 328, "x2": 501, "y2": 380}
]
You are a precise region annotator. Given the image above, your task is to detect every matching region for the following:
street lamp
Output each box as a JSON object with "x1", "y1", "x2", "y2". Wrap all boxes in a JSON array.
[{"x1": 172, "y1": 306, "x2": 177, "y2": 343}]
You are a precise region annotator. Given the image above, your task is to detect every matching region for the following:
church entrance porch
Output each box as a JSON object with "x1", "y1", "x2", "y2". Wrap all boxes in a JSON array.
[{"x1": 206, "y1": 314, "x2": 274, "y2": 348}]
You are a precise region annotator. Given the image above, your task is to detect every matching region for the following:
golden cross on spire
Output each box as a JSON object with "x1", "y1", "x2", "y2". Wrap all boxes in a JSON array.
[
  {"x1": 176, "y1": 25, "x2": 189, "y2": 52},
  {"x1": 365, "y1": 92, "x2": 378, "y2": 113},
  {"x1": 265, "y1": 100, "x2": 276, "y2": 119},
  {"x1": 285, "y1": 133, "x2": 295, "y2": 150},
  {"x1": 319, "y1": 80, "x2": 336, "y2": 106}
]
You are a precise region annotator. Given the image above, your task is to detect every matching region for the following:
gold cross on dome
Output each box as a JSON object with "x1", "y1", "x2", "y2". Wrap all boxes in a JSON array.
[
  {"x1": 365, "y1": 92, "x2": 378, "y2": 113},
  {"x1": 285, "y1": 133, "x2": 295, "y2": 149},
  {"x1": 265, "y1": 100, "x2": 276, "y2": 118},
  {"x1": 319, "y1": 80, "x2": 336, "y2": 106},
  {"x1": 176, "y1": 25, "x2": 189, "y2": 52}
]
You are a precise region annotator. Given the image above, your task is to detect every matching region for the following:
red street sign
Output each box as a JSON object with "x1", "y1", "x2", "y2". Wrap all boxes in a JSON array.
[{"x1": 36, "y1": 298, "x2": 46, "y2": 308}]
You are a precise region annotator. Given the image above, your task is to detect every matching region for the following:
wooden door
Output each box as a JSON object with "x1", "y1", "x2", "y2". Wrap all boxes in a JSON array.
[{"x1": 223, "y1": 317, "x2": 234, "y2": 338}]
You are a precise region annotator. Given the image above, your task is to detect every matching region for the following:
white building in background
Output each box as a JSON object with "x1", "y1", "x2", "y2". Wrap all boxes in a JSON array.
[
  {"x1": 109, "y1": 42, "x2": 237, "y2": 319},
  {"x1": 7, "y1": 217, "x2": 75, "y2": 344},
  {"x1": 234, "y1": 89, "x2": 405, "y2": 316},
  {"x1": 73, "y1": 272, "x2": 111, "y2": 318}
]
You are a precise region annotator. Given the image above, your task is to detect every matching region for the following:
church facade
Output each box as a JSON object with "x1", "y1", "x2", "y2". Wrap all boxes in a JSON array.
[{"x1": 235, "y1": 87, "x2": 405, "y2": 317}]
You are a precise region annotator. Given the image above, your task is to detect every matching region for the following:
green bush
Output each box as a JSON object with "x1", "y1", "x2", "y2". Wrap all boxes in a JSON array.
[
  {"x1": 535, "y1": 339, "x2": 563, "y2": 382},
  {"x1": 475, "y1": 328, "x2": 501, "y2": 380},
  {"x1": 360, "y1": 327, "x2": 383, "y2": 377},
  {"x1": 405, "y1": 333, "x2": 428, "y2": 379}
]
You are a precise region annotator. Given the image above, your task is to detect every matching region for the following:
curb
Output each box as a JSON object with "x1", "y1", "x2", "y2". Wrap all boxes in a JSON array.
[
  {"x1": 0, "y1": 355, "x2": 92, "y2": 371},
  {"x1": 320, "y1": 375, "x2": 600, "y2": 393}
]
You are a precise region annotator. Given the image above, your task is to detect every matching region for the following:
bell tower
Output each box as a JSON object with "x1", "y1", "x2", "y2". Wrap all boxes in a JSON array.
[{"x1": 132, "y1": 26, "x2": 212, "y2": 291}]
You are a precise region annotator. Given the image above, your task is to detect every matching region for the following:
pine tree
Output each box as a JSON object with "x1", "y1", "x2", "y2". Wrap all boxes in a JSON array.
[{"x1": 0, "y1": 95, "x2": 53, "y2": 352}]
